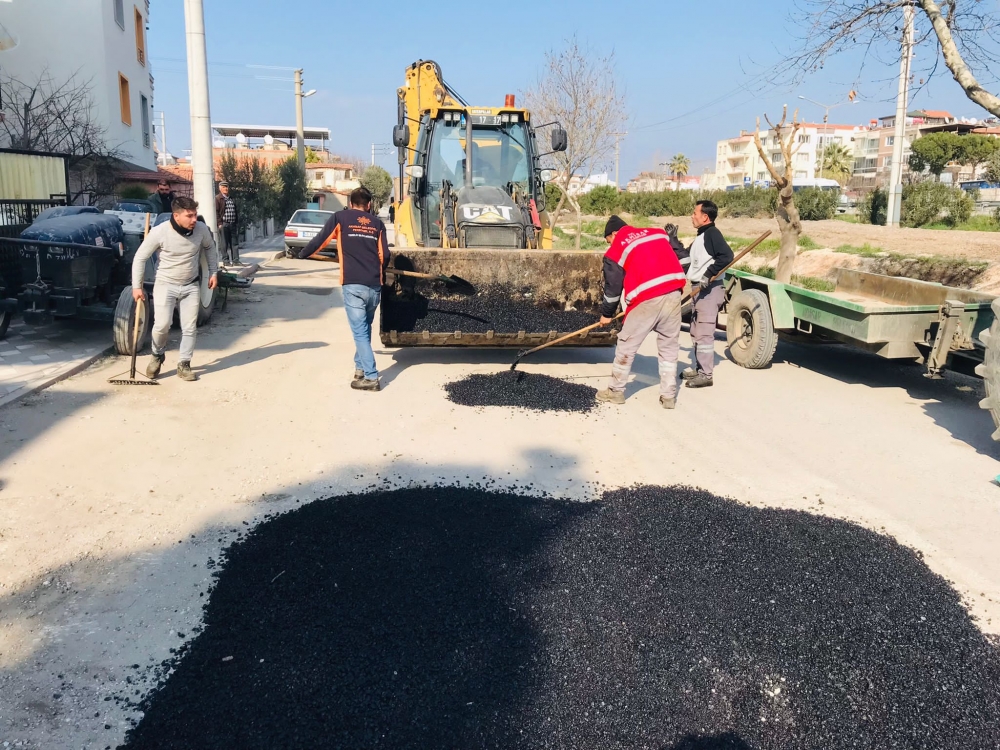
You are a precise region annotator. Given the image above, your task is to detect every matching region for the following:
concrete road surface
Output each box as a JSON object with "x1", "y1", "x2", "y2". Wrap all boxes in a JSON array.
[{"x1": 1, "y1": 237, "x2": 998, "y2": 747}]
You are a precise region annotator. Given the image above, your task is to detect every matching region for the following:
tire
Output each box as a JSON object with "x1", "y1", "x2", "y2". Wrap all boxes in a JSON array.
[
  {"x1": 0, "y1": 308, "x2": 10, "y2": 340},
  {"x1": 112, "y1": 287, "x2": 153, "y2": 356},
  {"x1": 726, "y1": 288, "x2": 777, "y2": 369},
  {"x1": 196, "y1": 253, "x2": 217, "y2": 326},
  {"x1": 976, "y1": 297, "x2": 1000, "y2": 441}
]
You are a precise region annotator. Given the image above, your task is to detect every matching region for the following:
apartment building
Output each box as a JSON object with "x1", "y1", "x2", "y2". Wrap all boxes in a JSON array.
[
  {"x1": 0, "y1": 0, "x2": 156, "y2": 171},
  {"x1": 708, "y1": 123, "x2": 863, "y2": 189}
]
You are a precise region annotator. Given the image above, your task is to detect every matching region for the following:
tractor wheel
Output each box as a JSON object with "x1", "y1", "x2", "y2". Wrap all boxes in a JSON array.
[
  {"x1": 112, "y1": 287, "x2": 153, "y2": 356},
  {"x1": 726, "y1": 288, "x2": 777, "y2": 369},
  {"x1": 976, "y1": 297, "x2": 1000, "y2": 441},
  {"x1": 196, "y1": 253, "x2": 218, "y2": 326}
]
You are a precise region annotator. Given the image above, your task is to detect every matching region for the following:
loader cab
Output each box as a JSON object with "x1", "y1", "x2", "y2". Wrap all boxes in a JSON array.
[{"x1": 407, "y1": 109, "x2": 553, "y2": 247}]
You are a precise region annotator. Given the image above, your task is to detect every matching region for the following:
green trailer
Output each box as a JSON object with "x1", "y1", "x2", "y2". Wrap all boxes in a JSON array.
[{"x1": 724, "y1": 268, "x2": 1000, "y2": 439}]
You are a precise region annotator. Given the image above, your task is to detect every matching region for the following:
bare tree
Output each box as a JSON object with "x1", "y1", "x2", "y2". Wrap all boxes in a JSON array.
[
  {"x1": 788, "y1": 0, "x2": 1000, "y2": 118},
  {"x1": 522, "y1": 37, "x2": 627, "y2": 249},
  {"x1": 0, "y1": 69, "x2": 128, "y2": 203},
  {"x1": 753, "y1": 106, "x2": 803, "y2": 284}
]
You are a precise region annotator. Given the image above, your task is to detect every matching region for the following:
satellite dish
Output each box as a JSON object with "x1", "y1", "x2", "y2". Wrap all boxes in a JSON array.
[
  {"x1": 263, "y1": 134, "x2": 274, "y2": 145},
  {"x1": 213, "y1": 139, "x2": 225, "y2": 148},
  {"x1": 235, "y1": 132, "x2": 247, "y2": 144}
]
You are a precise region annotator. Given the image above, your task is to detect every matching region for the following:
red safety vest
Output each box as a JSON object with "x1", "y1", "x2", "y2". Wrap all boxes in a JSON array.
[{"x1": 604, "y1": 227, "x2": 686, "y2": 317}]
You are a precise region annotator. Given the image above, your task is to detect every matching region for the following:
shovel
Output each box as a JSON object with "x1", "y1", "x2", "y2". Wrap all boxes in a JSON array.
[
  {"x1": 509, "y1": 230, "x2": 772, "y2": 371},
  {"x1": 386, "y1": 268, "x2": 476, "y2": 295},
  {"x1": 108, "y1": 297, "x2": 158, "y2": 386}
]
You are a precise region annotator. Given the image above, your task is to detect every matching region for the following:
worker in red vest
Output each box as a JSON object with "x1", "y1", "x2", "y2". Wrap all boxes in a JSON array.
[{"x1": 596, "y1": 215, "x2": 687, "y2": 409}]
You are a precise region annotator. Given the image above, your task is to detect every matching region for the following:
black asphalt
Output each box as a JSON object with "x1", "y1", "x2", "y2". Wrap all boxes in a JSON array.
[
  {"x1": 444, "y1": 371, "x2": 598, "y2": 413},
  {"x1": 119, "y1": 486, "x2": 1000, "y2": 749}
]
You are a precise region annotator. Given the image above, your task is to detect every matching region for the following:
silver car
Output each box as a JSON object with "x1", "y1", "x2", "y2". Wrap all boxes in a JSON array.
[{"x1": 284, "y1": 209, "x2": 335, "y2": 258}]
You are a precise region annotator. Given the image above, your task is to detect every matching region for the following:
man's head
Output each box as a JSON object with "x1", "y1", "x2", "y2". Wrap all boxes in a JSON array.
[
  {"x1": 219, "y1": 181, "x2": 229, "y2": 196},
  {"x1": 156, "y1": 179, "x2": 171, "y2": 196},
  {"x1": 604, "y1": 215, "x2": 627, "y2": 243},
  {"x1": 349, "y1": 186, "x2": 373, "y2": 211},
  {"x1": 171, "y1": 196, "x2": 199, "y2": 230},
  {"x1": 692, "y1": 200, "x2": 718, "y2": 229}
]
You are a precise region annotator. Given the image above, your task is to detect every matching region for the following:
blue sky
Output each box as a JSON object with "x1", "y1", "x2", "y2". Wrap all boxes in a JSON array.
[{"x1": 149, "y1": 0, "x2": 989, "y2": 181}]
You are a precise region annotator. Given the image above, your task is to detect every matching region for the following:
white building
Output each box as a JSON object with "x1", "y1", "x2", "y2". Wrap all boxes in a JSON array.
[
  {"x1": 0, "y1": 0, "x2": 156, "y2": 171},
  {"x1": 710, "y1": 123, "x2": 864, "y2": 189}
]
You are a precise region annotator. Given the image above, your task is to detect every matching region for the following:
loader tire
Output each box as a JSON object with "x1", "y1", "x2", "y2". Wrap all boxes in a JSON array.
[
  {"x1": 113, "y1": 287, "x2": 152, "y2": 356},
  {"x1": 726, "y1": 288, "x2": 777, "y2": 369},
  {"x1": 975, "y1": 297, "x2": 1000, "y2": 441}
]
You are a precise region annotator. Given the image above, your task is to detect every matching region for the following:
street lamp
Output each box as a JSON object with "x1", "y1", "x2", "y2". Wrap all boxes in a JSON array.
[
  {"x1": 294, "y1": 68, "x2": 317, "y2": 168},
  {"x1": 797, "y1": 94, "x2": 857, "y2": 180}
]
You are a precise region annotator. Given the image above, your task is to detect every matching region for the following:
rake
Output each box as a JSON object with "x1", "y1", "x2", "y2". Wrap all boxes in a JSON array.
[{"x1": 108, "y1": 297, "x2": 158, "y2": 386}]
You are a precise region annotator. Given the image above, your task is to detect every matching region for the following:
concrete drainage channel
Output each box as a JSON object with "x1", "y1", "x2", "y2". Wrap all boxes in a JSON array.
[{"x1": 116, "y1": 485, "x2": 1000, "y2": 749}]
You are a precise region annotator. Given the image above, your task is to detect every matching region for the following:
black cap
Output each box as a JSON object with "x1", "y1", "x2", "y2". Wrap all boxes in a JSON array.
[{"x1": 604, "y1": 215, "x2": 626, "y2": 239}]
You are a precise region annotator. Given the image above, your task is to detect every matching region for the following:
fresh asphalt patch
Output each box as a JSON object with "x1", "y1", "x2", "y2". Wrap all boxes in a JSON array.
[
  {"x1": 444, "y1": 371, "x2": 598, "y2": 413},
  {"x1": 118, "y1": 486, "x2": 1000, "y2": 749}
]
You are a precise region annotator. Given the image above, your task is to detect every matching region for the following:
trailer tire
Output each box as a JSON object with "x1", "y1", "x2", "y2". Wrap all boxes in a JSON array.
[
  {"x1": 976, "y1": 297, "x2": 1000, "y2": 441},
  {"x1": 112, "y1": 287, "x2": 152, "y2": 356},
  {"x1": 196, "y1": 253, "x2": 217, "y2": 326},
  {"x1": 726, "y1": 288, "x2": 777, "y2": 369}
]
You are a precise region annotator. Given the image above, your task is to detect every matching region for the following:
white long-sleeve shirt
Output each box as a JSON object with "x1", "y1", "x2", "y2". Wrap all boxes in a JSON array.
[{"x1": 132, "y1": 219, "x2": 219, "y2": 289}]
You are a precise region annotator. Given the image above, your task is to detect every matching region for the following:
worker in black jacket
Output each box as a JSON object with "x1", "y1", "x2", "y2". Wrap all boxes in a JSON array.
[
  {"x1": 299, "y1": 187, "x2": 390, "y2": 391},
  {"x1": 683, "y1": 200, "x2": 733, "y2": 388}
]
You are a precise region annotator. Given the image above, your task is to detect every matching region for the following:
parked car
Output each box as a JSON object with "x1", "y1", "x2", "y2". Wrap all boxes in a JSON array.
[{"x1": 283, "y1": 209, "x2": 335, "y2": 259}]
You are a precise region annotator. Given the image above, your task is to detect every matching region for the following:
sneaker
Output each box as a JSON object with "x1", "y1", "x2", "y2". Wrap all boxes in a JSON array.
[
  {"x1": 176, "y1": 361, "x2": 198, "y2": 382},
  {"x1": 353, "y1": 368, "x2": 364, "y2": 381},
  {"x1": 351, "y1": 377, "x2": 381, "y2": 392},
  {"x1": 145, "y1": 353, "x2": 164, "y2": 379},
  {"x1": 681, "y1": 367, "x2": 700, "y2": 381},
  {"x1": 660, "y1": 396, "x2": 676, "y2": 409},
  {"x1": 685, "y1": 373, "x2": 714, "y2": 388},
  {"x1": 595, "y1": 388, "x2": 626, "y2": 405}
]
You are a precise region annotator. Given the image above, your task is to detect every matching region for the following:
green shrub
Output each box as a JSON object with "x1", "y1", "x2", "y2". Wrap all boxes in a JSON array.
[
  {"x1": 901, "y1": 182, "x2": 974, "y2": 228},
  {"x1": 794, "y1": 187, "x2": 839, "y2": 221},
  {"x1": 859, "y1": 188, "x2": 888, "y2": 226},
  {"x1": 710, "y1": 187, "x2": 778, "y2": 218},
  {"x1": 544, "y1": 182, "x2": 562, "y2": 213},
  {"x1": 578, "y1": 185, "x2": 620, "y2": 215},
  {"x1": 994, "y1": 206, "x2": 1000, "y2": 228},
  {"x1": 118, "y1": 183, "x2": 150, "y2": 200},
  {"x1": 618, "y1": 190, "x2": 695, "y2": 217}
]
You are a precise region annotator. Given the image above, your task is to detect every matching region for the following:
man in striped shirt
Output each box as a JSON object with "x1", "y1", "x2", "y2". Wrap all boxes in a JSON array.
[{"x1": 595, "y1": 216, "x2": 688, "y2": 409}]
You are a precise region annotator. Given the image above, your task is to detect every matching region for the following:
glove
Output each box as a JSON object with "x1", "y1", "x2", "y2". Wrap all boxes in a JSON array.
[
  {"x1": 664, "y1": 223, "x2": 679, "y2": 241},
  {"x1": 699, "y1": 275, "x2": 713, "y2": 289}
]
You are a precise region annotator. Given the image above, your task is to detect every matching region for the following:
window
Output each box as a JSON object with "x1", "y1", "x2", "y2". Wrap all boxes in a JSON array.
[
  {"x1": 135, "y1": 8, "x2": 146, "y2": 65},
  {"x1": 885, "y1": 136, "x2": 895, "y2": 146},
  {"x1": 757, "y1": 172, "x2": 767, "y2": 181},
  {"x1": 798, "y1": 134, "x2": 811, "y2": 143},
  {"x1": 797, "y1": 152, "x2": 810, "y2": 163},
  {"x1": 795, "y1": 170, "x2": 809, "y2": 179},
  {"x1": 883, "y1": 156, "x2": 892, "y2": 168},
  {"x1": 140, "y1": 94, "x2": 150, "y2": 147},
  {"x1": 118, "y1": 73, "x2": 131, "y2": 126},
  {"x1": 315, "y1": 171, "x2": 325, "y2": 180},
  {"x1": 114, "y1": 0, "x2": 125, "y2": 28},
  {"x1": 771, "y1": 152, "x2": 783, "y2": 164}
]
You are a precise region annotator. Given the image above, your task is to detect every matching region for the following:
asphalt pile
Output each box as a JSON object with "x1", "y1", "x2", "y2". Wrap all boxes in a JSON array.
[
  {"x1": 444, "y1": 371, "x2": 598, "y2": 413},
  {"x1": 119, "y1": 486, "x2": 1000, "y2": 749},
  {"x1": 381, "y1": 284, "x2": 597, "y2": 334}
]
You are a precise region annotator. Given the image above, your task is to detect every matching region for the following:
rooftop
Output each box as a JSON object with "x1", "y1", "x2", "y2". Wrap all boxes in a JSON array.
[{"x1": 212, "y1": 124, "x2": 331, "y2": 140}]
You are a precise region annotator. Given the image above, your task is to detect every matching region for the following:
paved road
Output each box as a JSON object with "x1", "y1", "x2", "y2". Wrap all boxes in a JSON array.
[{"x1": 0, "y1": 238, "x2": 998, "y2": 747}]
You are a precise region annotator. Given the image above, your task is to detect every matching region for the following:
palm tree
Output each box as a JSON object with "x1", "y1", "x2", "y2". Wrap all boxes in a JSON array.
[
  {"x1": 818, "y1": 142, "x2": 852, "y2": 185},
  {"x1": 668, "y1": 153, "x2": 691, "y2": 183}
]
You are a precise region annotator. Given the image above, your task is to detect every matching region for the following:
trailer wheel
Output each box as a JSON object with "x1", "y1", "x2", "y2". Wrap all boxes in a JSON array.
[
  {"x1": 976, "y1": 297, "x2": 1000, "y2": 441},
  {"x1": 112, "y1": 287, "x2": 152, "y2": 356},
  {"x1": 726, "y1": 288, "x2": 777, "y2": 369},
  {"x1": 196, "y1": 253, "x2": 217, "y2": 326}
]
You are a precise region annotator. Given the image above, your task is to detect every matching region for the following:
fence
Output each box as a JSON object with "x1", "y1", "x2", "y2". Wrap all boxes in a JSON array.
[{"x1": 0, "y1": 198, "x2": 68, "y2": 239}]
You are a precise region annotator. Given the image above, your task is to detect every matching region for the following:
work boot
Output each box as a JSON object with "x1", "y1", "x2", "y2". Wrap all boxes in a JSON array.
[
  {"x1": 351, "y1": 377, "x2": 381, "y2": 392},
  {"x1": 145, "y1": 353, "x2": 164, "y2": 379},
  {"x1": 660, "y1": 396, "x2": 676, "y2": 409},
  {"x1": 685, "y1": 373, "x2": 713, "y2": 388},
  {"x1": 596, "y1": 388, "x2": 626, "y2": 405},
  {"x1": 176, "y1": 361, "x2": 198, "y2": 382},
  {"x1": 353, "y1": 368, "x2": 364, "y2": 381},
  {"x1": 681, "y1": 367, "x2": 700, "y2": 381}
]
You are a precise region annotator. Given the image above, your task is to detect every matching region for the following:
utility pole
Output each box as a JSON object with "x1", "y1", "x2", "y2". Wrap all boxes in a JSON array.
[
  {"x1": 154, "y1": 111, "x2": 167, "y2": 163},
  {"x1": 612, "y1": 131, "x2": 627, "y2": 189},
  {"x1": 887, "y1": 3, "x2": 915, "y2": 228},
  {"x1": 183, "y1": 0, "x2": 216, "y2": 234},
  {"x1": 294, "y1": 69, "x2": 305, "y2": 168}
]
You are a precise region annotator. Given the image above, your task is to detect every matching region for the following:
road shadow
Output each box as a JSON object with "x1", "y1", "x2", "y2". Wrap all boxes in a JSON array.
[
  {"x1": 774, "y1": 338, "x2": 997, "y2": 456},
  {"x1": 198, "y1": 341, "x2": 328, "y2": 376}
]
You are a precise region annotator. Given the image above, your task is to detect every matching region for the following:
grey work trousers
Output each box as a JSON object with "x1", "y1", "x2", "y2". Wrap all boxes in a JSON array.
[
  {"x1": 151, "y1": 280, "x2": 200, "y2": 363},
  {"x1": 690, "y1": 283, "x2": 725, "y2": 376},
  {"x1": 607, "y1": 290, "x2": 682, "y2": 398}
]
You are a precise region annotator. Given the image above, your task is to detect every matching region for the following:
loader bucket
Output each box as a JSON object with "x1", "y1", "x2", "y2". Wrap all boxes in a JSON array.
[{"x1": 380, "y1": 248, "x2": 616, "y2": 348}]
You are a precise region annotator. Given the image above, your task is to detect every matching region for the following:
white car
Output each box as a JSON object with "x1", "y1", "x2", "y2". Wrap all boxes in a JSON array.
[{"x1": 284, "y1": 209, "x2": 335, "y2": 258}]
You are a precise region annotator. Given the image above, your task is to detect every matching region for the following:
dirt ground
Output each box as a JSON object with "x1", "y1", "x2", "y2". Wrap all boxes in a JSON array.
[
  {"x1": 661, "y1": 215, "x2": 1000, "y2": 260},
  {"x1": 2, "y1": 237, "x2": 1000, "y2": 747}
]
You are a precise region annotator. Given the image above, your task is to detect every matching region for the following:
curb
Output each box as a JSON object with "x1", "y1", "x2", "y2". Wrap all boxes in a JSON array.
[{"x1": 0, "y1": 344, "x2": 115, "y2": 410}]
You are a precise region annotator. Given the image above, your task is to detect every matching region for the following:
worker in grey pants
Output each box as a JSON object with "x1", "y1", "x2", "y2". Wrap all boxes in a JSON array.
[
  {"x1": 606, "y1": 291, "x2": 683, "y2": 401},
  {"x1": 131, "y1": 195, "x2": 218, "y2": 382}
]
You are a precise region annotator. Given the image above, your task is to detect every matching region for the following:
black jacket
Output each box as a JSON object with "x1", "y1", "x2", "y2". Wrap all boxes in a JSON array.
[{"x1": 301, "y1": 208, "x2": 389, "y2": 287}]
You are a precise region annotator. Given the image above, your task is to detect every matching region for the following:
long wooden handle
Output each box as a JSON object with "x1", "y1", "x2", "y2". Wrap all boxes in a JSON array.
[
  {"x1": 515, "y1": 229, "x2": 772, "y2": 362},
  {"x1": 130, "y1": 298, "x2": 143, "y2": 379},
  {"x1": 386, "y1": 269, "x2": 435, "y2": 280}
]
